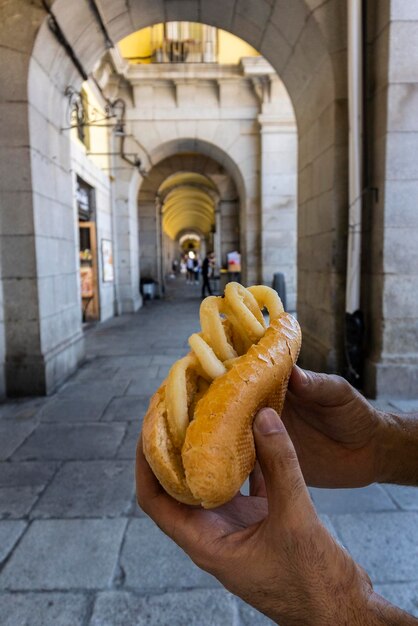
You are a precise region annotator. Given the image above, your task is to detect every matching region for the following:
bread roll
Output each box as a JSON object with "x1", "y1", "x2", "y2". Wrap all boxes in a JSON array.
[{"x1": 140, "y1": 284, "x2": 301, "y2": 509}]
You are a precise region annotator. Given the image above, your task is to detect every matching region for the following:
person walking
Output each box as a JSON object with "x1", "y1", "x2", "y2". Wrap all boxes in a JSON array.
[
  {"x1": 193, "y1": 256, "x2": 200, "y2": 285},
  {"x1": 186, "y1": 255, "x2": 194, "y2": 283},
  {"x1": 201, "y1": 252, "x2": 214, "y2": 298}
]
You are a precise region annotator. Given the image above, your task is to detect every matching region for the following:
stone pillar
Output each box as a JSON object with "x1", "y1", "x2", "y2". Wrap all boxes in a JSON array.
[
  {"x1": 0, "y1": 3, "x2": 86, "y2": 395},
  {"x1": 111, "y1": 151, "x2": 142, "y2": 314},
  {"x1": 219, "y1": 199, "x2": 240, "y2": 267},
  {"x1": 138, "y1": 193, "x2": 159, "y2": 284},
  {"x1": 214, "y1": 208, "x2": 222, "y2": 270},
  {"x1": 155, "y1": 197, "x2": 163, "y2": 289},
  {"x1": 259, "y1": 113, "x2": 297, "y2": 310},
  {"x1": 0, "y1": 247, "x2": 6, "y2": 398},
  {"x1": 364, "y1": 1, "x2": 418, "y2": 397}
]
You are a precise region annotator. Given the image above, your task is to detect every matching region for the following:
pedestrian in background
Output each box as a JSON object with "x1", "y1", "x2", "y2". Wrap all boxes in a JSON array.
[
  {"x1": 186, "y1": 256, "x2": 194, "y2": 283},
  {"x1": 201, "y1": 252, "x2": 214, "y2": 298},
  {"x1": 193, "y1": 256, "x2": 200, "y2": 284}
]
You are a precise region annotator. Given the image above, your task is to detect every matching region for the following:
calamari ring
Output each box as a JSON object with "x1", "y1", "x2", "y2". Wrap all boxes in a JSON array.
[
  {"x1": 165, "y1": 353, "x2": 197, "y2": 450},
  {"x1": 188, "y1": 333, "x2": 227, "y2": 380},
  {"x1": 166, "y1": 283, "x2": 284, "y2": 447},
  {"x1": 248, "y1": 286, "x2": 284, "y2": 321},
  {"x1": 221, "y1": 304, "x2": 253, "y2": 355},
  {"x1": 224, "y1": 282, "x2": 266, "y2": 343},
  {"x1": 200, "y1": 296, "x2": 237, "y2": 362}
]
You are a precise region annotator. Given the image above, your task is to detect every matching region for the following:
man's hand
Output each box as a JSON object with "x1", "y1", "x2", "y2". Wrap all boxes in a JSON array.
[
  {"x1": 137, "y1": 408, "x2": 381, "y2": 625},
  {"x1": 280, "y1": 367, "x2": 384, "y2": 488}
]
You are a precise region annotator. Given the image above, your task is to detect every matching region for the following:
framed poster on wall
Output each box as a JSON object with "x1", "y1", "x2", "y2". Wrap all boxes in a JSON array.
[{"x1": 101, "y1": 239, "x2": 114, "y2": 283}]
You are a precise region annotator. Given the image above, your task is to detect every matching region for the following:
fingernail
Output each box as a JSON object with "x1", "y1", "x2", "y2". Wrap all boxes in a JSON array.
[
  {"x1": 296, "y1": 367, "x2": 309, "y2": 385},
  {"x1": 255, "y1": 408, "x2": 285, "y2": 435}
]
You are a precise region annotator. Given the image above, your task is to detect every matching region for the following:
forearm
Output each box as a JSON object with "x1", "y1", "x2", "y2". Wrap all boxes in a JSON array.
[
  {"x1": 377, "y1": 412, "x2": 418, "y2": 485},
  {"x1": 264, "y1": 589, "x2": 418, "y2": 626},
  {"x1": 365, "y1": 592, "x2": 418, "y2": 625}
]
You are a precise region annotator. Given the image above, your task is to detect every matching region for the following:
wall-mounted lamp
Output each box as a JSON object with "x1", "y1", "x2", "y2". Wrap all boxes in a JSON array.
[{"x1": 113, "y1": 121, "x2": 126, "y2": 137}]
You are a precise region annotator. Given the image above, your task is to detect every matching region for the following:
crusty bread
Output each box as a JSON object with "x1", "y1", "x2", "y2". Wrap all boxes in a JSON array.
[{"x1": 141, "y1": 312, "x2": 301, "y2": 509}]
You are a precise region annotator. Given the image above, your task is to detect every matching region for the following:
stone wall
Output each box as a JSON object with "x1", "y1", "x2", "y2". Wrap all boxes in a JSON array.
[
  {"x1": 364, "y1": 0, "x2": 418, "y2": 397},
  {"x1": 0, "y1": 0, "x2": 85, "y2": 395},
  {"x1": 259, "y1": 79, "x2": 298, "y2": 311}
]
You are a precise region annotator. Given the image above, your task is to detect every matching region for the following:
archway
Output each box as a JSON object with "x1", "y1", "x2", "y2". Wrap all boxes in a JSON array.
[
  {"x1": 1, "y1": 0, "x2": 346, "y2": 394},
  {"x1": 137, "y1": 147, "x2": 241, "y2": 292}
]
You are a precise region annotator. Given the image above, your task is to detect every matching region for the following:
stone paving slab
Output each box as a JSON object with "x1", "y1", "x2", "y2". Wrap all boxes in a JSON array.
[
  {"x1": 0, "y1": 592, "x2": 90, "y2": 626},
  {"x1": 71, "y1": 365, "x2": 119, "y2": 382},
  {"x1": 0, "y1": 486, "x2": 42, "y2": 520},
  {"x1": 382, "y1": 484, "x2": 418, "y2": 510},
  {"x1": 102, "y1": 396, "x2": 150, "y2": 422},
  {"x1": 150, "y1": 355, "x2": 179, "y2": 366},
  {"x1": 31, "y1": 461, "x2": 135, "y2": 519},
  {"x1": 0, "y1": 461, "x2": 58, "y2": 518},
  {"x1": 0, "y1": 462, "x2": 58, "y2": 519},
  {"x1": 58, "y1": 380, "x2": 129, "y2": 400},
  {"x1": 159, "y1": 348, "x2": 189, "y2": 357},
  {"x1": 113, "y1": 366, "x2": 160, "y2": 381},
  {"x1": 126, "y1": 377, "x2": 163, "y2": 397},
  {"x1": 120, "y1": 518, "x2": 220, "y2": 592},
  {"x1": 332, "y1": 512, "x2": 418, "y2": 583},
  {"x1": 0, "y1": 422, "x2": 37, "y2": 460},
  {"x1": 389, "y1": 399, "x2": 418, "y2": 413},
  {"x1": 151, "y1": 339, "x2": 189, "y2": 350},
  {"x1": 375, "y1": 583, "x2": 418, "y2": 617},
  {"x1": 90, "y1": 589, "x2": 236, "y2": 626},
  {"x1": 12, "y1": 423, "x2": 126, "y2": 461},
  {"x1": 0, "y1": 461, "x2": 58, "y2": 488},
  {"x1": 117, "y1": 422, "x2": 142, "y2": 459},
  {"x1": 0, "y1": 398, "x2": 46, "y2": 421},
  {"x1": 101, "y1": 356, "x2": 153, "y2": 369},
  {"x1": 0, "y1": 519, "x2": 127, "y2": 590},
  {"x1": 37, "y1": 396, "x2": 111, "y2": 422},
  {"x1": 310, "y1": 484, "x2": 396, "y2": 514},
  {"x1": 157, "y1": 365, "x2": 172, "y2": 379},
  {"x1": 0, "y1": 521, "x2": 26, "y2": 563}
]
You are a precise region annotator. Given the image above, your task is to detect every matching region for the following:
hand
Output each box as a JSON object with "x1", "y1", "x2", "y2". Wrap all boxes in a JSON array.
[
  {"x1": 137, "y1": 408, "x2": 374, "y2": 626},
  {"x1": 281, "y1": 367, "x2": 384, "y2": 488}
]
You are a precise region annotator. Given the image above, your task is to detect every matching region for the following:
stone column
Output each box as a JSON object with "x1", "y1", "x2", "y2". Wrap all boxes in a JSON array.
[
  {"x1": 110, "y1": 149, "x2": 142, "y2": 314},
  {"x1": 259, "y1": 113, "x2": 297, "y2": 310},
  {"x1": 137, "y1": 196, "x2": 159, "y2": 283},
  {"x1": 219, "y1": 199, "x2": 240, "y2": 268},
  {"x1": 0, "y1": 3, "x2": 86, "y2": 395},
  {"x1": 155, "y1": 197, "x2": 163, "y2": 289},
  {"x1": 214, "y1": 208, "x2": 222, "y2": 270},
  {"x1": 364, "y1": 2, "x2": 418, "y2": 397}
]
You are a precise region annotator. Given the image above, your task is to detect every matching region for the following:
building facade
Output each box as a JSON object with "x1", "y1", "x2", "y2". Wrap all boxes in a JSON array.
[{"x1": 0, "y1": 0, "x2": 417, "y2": 399}]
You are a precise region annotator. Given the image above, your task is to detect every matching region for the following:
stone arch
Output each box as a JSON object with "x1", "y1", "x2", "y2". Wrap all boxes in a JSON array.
[
  {"x1": 0, "y1": 0, "x2": 346, "y2": 394},
  {"x1": 137, "y1": 145, "x2": 242, "y2": 288}
]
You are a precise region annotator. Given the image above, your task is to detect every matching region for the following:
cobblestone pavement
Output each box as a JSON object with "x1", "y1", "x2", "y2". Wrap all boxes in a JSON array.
[{"x1": 1, "y1": 278, "x2": 418, "y2": 625}]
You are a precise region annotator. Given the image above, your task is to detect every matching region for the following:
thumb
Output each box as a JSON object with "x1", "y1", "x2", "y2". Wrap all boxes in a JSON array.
[
  {"x1": 253, "y1": 408, "x2": 314, "y2": 519},
  {"x1": 289, "y1": 366, "x2": 350, "y2": 407}
]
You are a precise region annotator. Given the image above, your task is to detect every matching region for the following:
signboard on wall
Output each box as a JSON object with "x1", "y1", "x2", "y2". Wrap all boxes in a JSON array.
[{"x1": 101, "y1": 239, "x2": 114, "y2": 282}]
